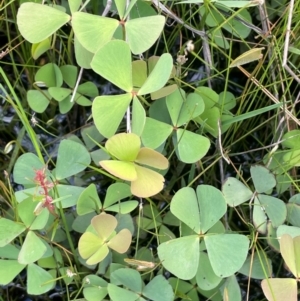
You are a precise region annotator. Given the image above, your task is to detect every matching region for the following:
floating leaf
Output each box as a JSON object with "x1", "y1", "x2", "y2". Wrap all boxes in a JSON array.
[
  {"x1": 56, "y1": 139, "x2": 91, "y2": 180},
  {"x1": 131, "y1": 165, "x2": 165, "y2": 198},
  {"x1": 170, "y1": 187, "x2": 199, "y2": 232},
  {"x1": 174, "y1": 129, "x2": 210, "y2": 163},
  {"x1": 125, "y1": 15, "x2": 165, "y2": 55},
  {"x1": 77, "y1": 184, "x2": 102, "y2": 215},
  {"x1": 100, "y1": 161, "x2": 137, "y2": 181},
  {"x1": 27, "y1": 263, "x2": 55, "y2": 295},
  {"x1": 78, "y1": 214, "x2": 131, "y2": 265},
  {"x1": 91, "y1": 40, "x2": 132, "y2": 92},
  {"x1": 143, "y1": 275, "x2": 174, "y2": 301},
  {"x1": 196, "y1": 252, "x2": 222, "y2": 290},
  {"x1": 17, "y1": 3, "x2": 70, "y2": 43},
  {"x1": 261, "y1": 278, "x2": 297, "y2": 301},
  {"x1": 280, "y1": 234, "x2": 300, "y2": 278},
  {"x1": 111, "y1": 268, "x2": 142, "y2": 293},
  {"x1": 92, "y1": 93, "x2": 132, "y2": 138},
  {"x1": 106, "y1": 132, "x2": 140, "y2": 161},
  {"x1": 239, "y1": 250, "x2": 272, "y2": 279},
  {"x1": 0, "y1": 260, "x2": 26, "y2": 285},
  {"x1": 132, "y1": 96, "x2": 146, "y2": 136},
  {"x1": 135, "y1": 148, "x2": 169, "y2": 169},
  {"x1": 72, "y1": 12, "x2": 119, "y2": 53},
  {"x1": 141, "y1": 117, "x2": 173, "y2": 149},
  {"x1": 197, "y1": 185, "x2": 227, "y2": 233},
  {"x1": 138, "y1": 53, "x2": 172, "y2": 95},
  {"x1": 253, "y1": 196, "x2": 267, "y2": 234},
  {"x1": 0, "y1": 219, "x2": 26, "y2": 247},
  {"x1": 100, "y1": 133, "x2": 168, "y2": 197},
  {"x1": 222, "y1": 177, "x2": 253, "y2": 207},
  {"x1": 204, "y1": 234, "x2": 249, "y2": 277},
  {"x1": 18, "y1": 231, "x2": 47, "y2": 264},
  {"x1": 158, "y1": 235, "x2": 199, "y2": 280},
  {"x1": 257, "y1": 194, "x2": 286, "y2": 228},
  {"x1": 108, "y1": 283, "x2": 140, "y2": 301},
  {"x1": 250, "y1": 165, "x2": 276, "y2": 193}
]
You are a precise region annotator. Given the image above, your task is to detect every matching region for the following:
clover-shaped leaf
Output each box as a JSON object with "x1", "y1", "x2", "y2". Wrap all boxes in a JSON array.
[
  {"x1": 72, "y1": 12, "x2": 165, "y2": 55},
  {"x1": 17, "y1": 3, "x2": 70, "y2": 44},
  {"x1": 78, "y1": 214, "x2": 132, "y2": 265},
  {"x1": 100, "y1": 133, "x2": 168, "y2": 197},
  {"x1": 91, "y1": 41, "x2": 173, "y2": 138},
  {"x1": 142, "y1": 90, "x2": 210, "y2": 163}
]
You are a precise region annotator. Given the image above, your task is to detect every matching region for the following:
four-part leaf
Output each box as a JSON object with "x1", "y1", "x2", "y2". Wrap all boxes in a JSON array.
[
  {"x1": 100, "y1": 133, "x2": 169, "y2": 197},
  {"x1": 78, "y1": 214, "x2": 132, "y2": 265}
]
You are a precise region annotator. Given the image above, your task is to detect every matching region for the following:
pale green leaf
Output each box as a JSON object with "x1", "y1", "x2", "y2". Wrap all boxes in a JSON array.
[
  {"x1": 17, "y1": 3, "x2": 70, "y2": 43},
  {"x1": 143, "y1": 275, "x2": 174, "y2": 301},
  {"x1": 197, "y1": 185, "x2": 227, "y2": 233},
  {"x1": 105, "y1": 133, "x2": 140, "y2": 161},
  {"x1": 261, "y1": 278, "x2": 297, "y2": 301},
  {"x1": 253, "y1": 197, "x2": 267, "y2": 234},
  {"x1": 56, "y1": 139, "x2": 91, "y2": 180},
  {"x1": 132, "y1": 96, "x2": 146, "y2": 136},
  {"x1": 174, "y1": 129, "x2": 210, "y2": 163},
  {"x1": 27, "y1": 90, "x2": 50, "y2": 113},
  {"x1": 135, "y1": 148, "x2": 169, "y2": 170},
  {"x1": 108, "y1": 283, "x2": 140, "y2": 301},
  {"x1": 27, "y1": 263, "x2": 55, "y2": 295},
  {"x1": 230, "y1": 48, "x2": 264, "y2": 68},
  {"x1": 141, "y1": 117, "x2": 173, "y2": 149},
  {"x1": 196, "y1": 252, "x2": 222, "y2": 290},
  {"x1": 125, "y1": 16, "x2": 165, "y2": 55},
  {"x1": 100, "y1": 160, "x2": 137, "y2": 181},
  {"x1": 0, "y1": 219, "x2": 26, "y2": 247},
  {"x1": 257, "y1": 195, "x2": 286, "y2": 228},
  {"x1": 222, "y1": 177, "x2": 253, "y2": 207},
  {"x1": 91, "y1": 40, "x2": 132, "y2": 92},
  {"x1": 103, "y1": 183, "x2": 132, "y2": 208},
  {"x1": 18, "y1": 231, "x2": 47, "y2": 264},
  {"x1": 72, "y1": 12, "x2": 119, "y2": 53},
  {"x1": 171, "y1": 187, "x2": 200, "y2": 233},
  {"x1": 92, "y1": 93, "x2": 132, "y2": 138},
  {"x1": 279, "y1": 234, "x2": 300, "y2": 278},
  {"x1": 158, "y1": 235, "x2": 200, "y2": 280},
  {"x1": 205, "y1": 234, "x2": 249, "y2": 277},
  {"x1": 250, "y1": 165, "x2": 276, "y2": 193},
  {"x1": 111, "y1": 268, "x2": 142, "y2": 293},
  {"x1": 77, "y1": 184, "x2": 102, "y2": 215},
  {"x1": 138, "y1": 53, "x2": 173, "y2": 95},
  {"x1": 78, "y1": 232, "x2": 105, "y2": 260},
  {"x1": 131, "y1": 165, "x2": 165, "y2": 198},
  {"x1": 107, "y1": 229, "x2": 132, "y2": 253},
  {"x1": 0, "y1": 260, "x2": 26, "y2": 285},
  {"x1": 91, "y1": 214, "x2": 117, "y2": 240}
]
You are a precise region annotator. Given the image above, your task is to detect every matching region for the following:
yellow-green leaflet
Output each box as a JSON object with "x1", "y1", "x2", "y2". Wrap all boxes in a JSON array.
[{"x1": 230, "y1": 48, "x2": 264, "y2": 68}]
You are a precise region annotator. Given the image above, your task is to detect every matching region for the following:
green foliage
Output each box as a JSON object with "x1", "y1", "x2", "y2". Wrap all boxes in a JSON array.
[{"x1": 1, "y1": 0, "x2": 299, "y2": 299}]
